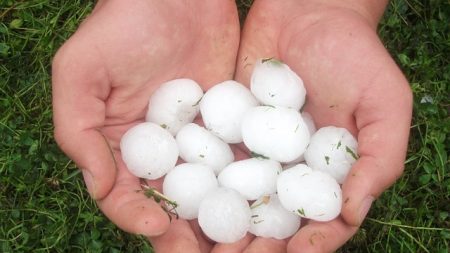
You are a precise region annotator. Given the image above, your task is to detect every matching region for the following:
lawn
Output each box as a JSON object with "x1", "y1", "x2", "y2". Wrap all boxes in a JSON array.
[{"x1": 0, "y1": 0, "x2": 449, "y2": 252}]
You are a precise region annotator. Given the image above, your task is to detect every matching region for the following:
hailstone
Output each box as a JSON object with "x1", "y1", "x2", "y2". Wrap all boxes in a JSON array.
[
  {"x1": 304, "y1": 126, "x2": 358, "y2": 184},
  {"x1": 241, "y1": 106, "x2": 310, "y2": 163},
  {"x1": 277, "y1": 164, "x2": 342, "y2": 222},
  {"x1": 249, "y1": 194, "x2": 301, "y2": 239},
  {"x1": 200, "y1": 80, "x2": 258, "y2": 143},
  {"x1": 176, "y1": 123, "x2": 234, "y2": 175},
  {"x1": 162, "y1": 163, "x2": 218, "y2": 220},
  {"x1": 283, "y1": 111, "x2": 317, "y2": 165},
  {"x1": 120, "y1": 122, "x2": 178, "y2": 179},
  {"x1": 146, "y1": 78, "x2": 203, "y2": 135},
  {"x1": 218, "y1": 158, "x2": 282, "y2": 200},
  {"x1": 250, "y1": 58, "x2": 306, "y2": 110},
  {"x1": 198, "y1": 187, "x2": 251, "y2": 243},
  {"x1": 301, "y1": 111, "x2": 317, "y2": 135}
]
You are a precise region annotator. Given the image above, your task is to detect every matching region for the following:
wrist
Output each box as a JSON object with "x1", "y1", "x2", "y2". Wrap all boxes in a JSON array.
[
  {"x1": 92, "y1": 0, "x2": 111, "y2": 13},
  {"x1": 297, "y1": 0, "x2": 389, "y2": 29},
  {"x1": 330, "y1": 0, "x2": 389, "y2": 28}
]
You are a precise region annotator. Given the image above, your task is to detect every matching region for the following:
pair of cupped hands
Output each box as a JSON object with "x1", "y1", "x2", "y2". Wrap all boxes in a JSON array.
[{"x1": 52, "y1": 0, "x2": 412, "y2": 252}]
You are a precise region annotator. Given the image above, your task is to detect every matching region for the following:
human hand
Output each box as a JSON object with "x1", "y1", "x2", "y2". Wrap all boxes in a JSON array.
[
  {"x1": 52, "y1": 0, "x2": 239, "y2": 252},
  {"x1": 213, "y1": 0, "x2": 412, "y2": 252}
]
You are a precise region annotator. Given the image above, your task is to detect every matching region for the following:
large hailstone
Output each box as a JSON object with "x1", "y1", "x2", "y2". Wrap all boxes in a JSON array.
[
  {"x1": 146, "y1": 78, "x2": 203, "y2": 135},
  {"x1": 250, "y1": 58, "x2": 306, "y2": 111},
  {"x1": 200, "y1": 80, "x2": 259, "y2": 143},
  {"x1": 241, "y1": 106, "x2": 310, "y2": 163},
  {"x1": 249, "y1": 194, "x2": 301, "y2": 239},
  {"x1": 301, "y1": 111, "x2": 317, "y2": 135},
  {"x1": 304, "y1": 126, "x2": 358, "y2": 184},
  {"x1": 176, "y1": 123, "x2": 234, "y2": 175},
  {"x1": 198, "y1": 187, "x2": 251, "y2": 243},
  {"x1": 277, "y1": 164, "x2": 342, "y2": 222},
  {"x1": 120, "y1": 122, "x2": 179, "y2": 179},
  {"x1": 283, "y1": 111, "x2": 317, "y2": 166},
  {"x1": 162, "y1": 163, "x2": 218, "y2": 220},
  {"x1": 218, "y1": 158, "x2": 282, "y2": 200}
]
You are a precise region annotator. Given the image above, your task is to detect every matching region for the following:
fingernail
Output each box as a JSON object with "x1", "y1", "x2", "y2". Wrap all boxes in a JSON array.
[
  {"x1": 358, "y1": 196, "x2": 374, "y2": 224},
  {"x1": 82, "y1": 169, "x2": 97, "y2": 199}
]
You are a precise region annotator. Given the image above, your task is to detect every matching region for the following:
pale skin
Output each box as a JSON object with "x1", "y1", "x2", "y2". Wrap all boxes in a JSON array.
[{"x1": 52, "y1": 0, "x2": 412, "y2": 252}]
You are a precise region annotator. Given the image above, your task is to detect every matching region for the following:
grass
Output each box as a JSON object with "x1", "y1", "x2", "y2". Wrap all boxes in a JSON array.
[{"x1": 0, "y1": 0, "x2": 448, "y2": 252}]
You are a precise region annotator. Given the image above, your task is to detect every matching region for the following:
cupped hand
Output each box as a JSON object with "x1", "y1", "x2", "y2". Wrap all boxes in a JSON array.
[
  {"x1": 52, "y1": 0, "x2": 239, "y2": 252},
  {"x1": 216, "y1": 0, "x2": 413, "y2": 252}
]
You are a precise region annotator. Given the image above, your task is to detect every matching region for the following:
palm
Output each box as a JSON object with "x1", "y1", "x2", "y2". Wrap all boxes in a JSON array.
[
  {"x1": 79, "y1": 0, "x2": 239, "y2": 163},
  {"x1": 89, "y1": 0, "x2": 239, "y2": 138},
  {"x1": 232, "y1": 0, "x2": 412, "y2": 252},
  {"x1": 237, "y1": 2, "x2": 386, "y2": 132},
  {"x1": 53, "y1": 0, "x2": 239, "y2": 252}
]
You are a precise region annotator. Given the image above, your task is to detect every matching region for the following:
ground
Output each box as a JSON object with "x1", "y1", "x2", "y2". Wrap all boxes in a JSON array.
[{"x1": 0, "y1": 0, "x2": 449, "y2": 252}]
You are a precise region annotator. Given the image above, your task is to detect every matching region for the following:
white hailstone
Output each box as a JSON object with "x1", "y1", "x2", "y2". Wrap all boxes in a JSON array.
[
  {"x1": 146, "y1": 78, "x2": 203, "y2": 135},
  {"x1": 120, "y1": 122, "x2": 179, "y2": 179},
  {"x1": 176, "y1": 123, "x2": 234, "y2": 175},
  {"x1": 200, "y1": 80, "x2": 259, "y2": 143},
  {"x1": 277, "y1": 164, "x2": 342, "y2": 222},
  {"x1": 250, "y1": 58, "x2": 306, "y2": 111},
  {"x1": 241, "y1": 106, "x2": 310, "y2": 163},
  {"x1": 283, "y1": 112, "x2": 317, "y2": 165},
  {"x1": 249, "y1": 194, "x2": 301, "y2": 239},
  {"x1": 198, "y1": 188, "x2": 251, "y2": 243},
  {"x1": 162, "y1": 163, "x2": 218, "y2": 220},
  {"x1": 301, "y1": 111, "x2": 317, "y2": 135},
  {"x1": 218, "y1": 158, "x2": 282, "y2": 200},
  {"x1": 304, "y1": 126, "x2": 358, "y2": 184}
]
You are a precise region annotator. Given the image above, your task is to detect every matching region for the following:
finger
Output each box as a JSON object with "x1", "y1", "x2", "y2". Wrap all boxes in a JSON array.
[
  {"x1": 52, "y1": 42, "x2": 115, "y2": 200},
  {"x1": 341, "y1": 55, "x2": 413, "y2": 226},
  {"x1": 149, "y1": 219, "x2": 203, "y2": 253},
  {"x1": 211, "y1": 233, "x2": 255, "y2": 253},
  {"x1": 287, "y1": 218, "x2": 358, "y2": 253},
  {"x1": 97, "y1": 154, "x2": 170, "y2": 236},
  {"x1": 243, "y1": 237, "x2": 287, "y2": 253}
]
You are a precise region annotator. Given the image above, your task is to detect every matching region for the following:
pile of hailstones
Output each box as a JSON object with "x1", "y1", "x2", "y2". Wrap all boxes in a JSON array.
[{"x1": 120, "y1": 58, "x2": 358, "y2": 243}]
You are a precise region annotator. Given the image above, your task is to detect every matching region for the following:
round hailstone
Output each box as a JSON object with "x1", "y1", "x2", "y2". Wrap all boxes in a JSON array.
[
  {"x1": 200, "y1": 80, "x2": 259, "y2": 143},
  {"x1": 162, "y1": 163, "x2": 218, "y2": 220},
  {"x1": 301, "y1": 111, "x2": 317, "y2": 135},
  {"x1": 198, "y1": 187, "x2": 251, "y2": 243},
  {"x1": 277, "y1": 164, "x2": 342, "y2": 222},
  {"x1": 120, "y1": 122, "x2": 179, "y2": 179},
  {"x1": 250, "y1": 58, "x2": 306, "y2": 111},
  {"x1": 304, "y1": 126, "x2": 358, "y2": 184},
  {"x1": 176, "y1": 123, "x2": 234, "y2": 175},
  {"x1": 218, "y1": 158, "x2": 282, "y2": 200},
  {"x1": 249, "y1": 194, "x2": 301, "y2": 239},
  {"x1": 283, "y1": 111, "x2": 317, "y2": 165},
  {"x1": 241, "y1": 106, "x2": 310, "y2": 163},
  {"x1": 146, "y1": 78, "x2": 203, "y2": 135}
]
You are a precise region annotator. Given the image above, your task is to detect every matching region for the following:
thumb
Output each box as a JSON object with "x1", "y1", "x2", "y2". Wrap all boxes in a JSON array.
[
  {"x1": 54, "y1": 129, "x2": 117, "y2": 200},
  {"x1": 341, "y1": 61, "x2": 413, "y2": 226},
  {"x1": 52, "y1": 41, "x2": 115, "y2": 200}
]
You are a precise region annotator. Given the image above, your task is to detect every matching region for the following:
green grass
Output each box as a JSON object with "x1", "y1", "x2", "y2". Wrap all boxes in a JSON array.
[{"x1": 1, "y1": 0, "x2": 449, "y2": 252}]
